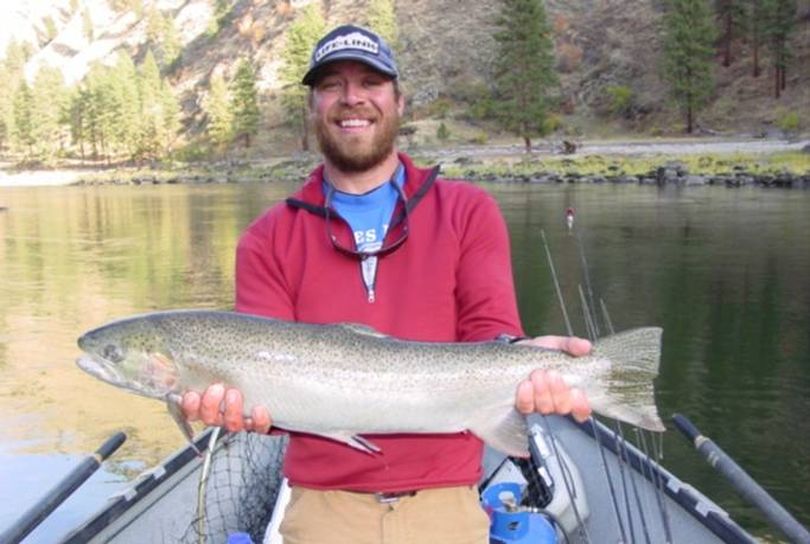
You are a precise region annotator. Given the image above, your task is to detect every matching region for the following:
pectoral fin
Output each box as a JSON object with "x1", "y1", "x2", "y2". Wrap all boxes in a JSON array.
[
  {"x1": 166, "y1": 395, "x2": 202, "y2": 456},
  {"x1": 314, "y1": 431, "x2": 382, "y2": 454},
  {"x1": 468, "y1": 405, "x2": 530, "y2": 458}
]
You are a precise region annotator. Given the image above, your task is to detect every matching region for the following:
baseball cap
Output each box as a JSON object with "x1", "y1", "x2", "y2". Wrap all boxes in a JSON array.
[{"x1": 302, "y1": 24, "x2": 399, "y2": 86}]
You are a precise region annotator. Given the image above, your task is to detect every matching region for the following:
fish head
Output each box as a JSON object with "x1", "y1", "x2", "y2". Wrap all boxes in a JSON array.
[{"x1": 76, "y1": 315, "x2": 180, "y2": 399}]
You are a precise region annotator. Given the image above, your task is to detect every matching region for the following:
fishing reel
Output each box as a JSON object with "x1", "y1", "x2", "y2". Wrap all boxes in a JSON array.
[{"x1": 480, "y1": 422, "x2": 590, "y2": 543}]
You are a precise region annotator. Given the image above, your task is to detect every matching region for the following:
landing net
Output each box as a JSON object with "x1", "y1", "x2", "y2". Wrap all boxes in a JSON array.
[{"x1": 179, "y1": 432, "x2": 287, "y2": 543}]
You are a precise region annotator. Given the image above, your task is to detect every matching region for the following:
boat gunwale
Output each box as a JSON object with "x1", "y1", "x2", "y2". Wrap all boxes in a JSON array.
[{"x1": 574, "y1": 417, "x2": 756, "y2": 544}]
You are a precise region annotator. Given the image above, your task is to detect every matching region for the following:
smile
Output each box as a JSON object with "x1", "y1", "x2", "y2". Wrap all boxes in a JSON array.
[{"x1": 338, "y1": 118, "x2": 372, "y2": 128}]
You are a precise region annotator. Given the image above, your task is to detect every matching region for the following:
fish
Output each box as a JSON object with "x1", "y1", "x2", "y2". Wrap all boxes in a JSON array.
[{"x1": 76, "y1": 310, "x2": 665, "y2": 457}]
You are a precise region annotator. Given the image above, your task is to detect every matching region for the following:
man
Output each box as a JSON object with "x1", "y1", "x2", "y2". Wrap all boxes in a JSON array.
[{"x1": 182, "y1": 24, "x2": 591, "y2": 544}]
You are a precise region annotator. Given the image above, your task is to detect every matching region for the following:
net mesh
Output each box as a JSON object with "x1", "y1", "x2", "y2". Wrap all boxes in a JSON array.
[{"x1": 179, "y1": 432, "x2": 288, "y2": 543}]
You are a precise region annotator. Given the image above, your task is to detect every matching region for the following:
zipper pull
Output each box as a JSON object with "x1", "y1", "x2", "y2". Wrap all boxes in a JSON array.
[{"x1": 367, "y1": 289, "x2": 376, "y2": 303}]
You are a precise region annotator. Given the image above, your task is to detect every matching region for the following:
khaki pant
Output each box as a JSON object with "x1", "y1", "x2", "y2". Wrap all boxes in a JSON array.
[{"x1": 279, "y1": 485, "x2": 490, "y2": 544}]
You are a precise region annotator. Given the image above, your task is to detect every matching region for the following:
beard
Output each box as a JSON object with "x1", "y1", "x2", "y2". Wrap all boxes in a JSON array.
[{"x1": 313, "y1": 106, "x2": 400, "y2": 173}]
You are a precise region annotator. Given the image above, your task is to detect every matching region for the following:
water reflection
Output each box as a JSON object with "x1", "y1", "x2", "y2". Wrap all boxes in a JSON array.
[
  {"x1": 500, "y1": 183, "x2": 810, "y2": 534},
  {"x1": 0, "y1": 185, "x2": 292, "y2": 464},
  {"x1": 0, "y1": 182, "x2": 808, "y2": 538}
]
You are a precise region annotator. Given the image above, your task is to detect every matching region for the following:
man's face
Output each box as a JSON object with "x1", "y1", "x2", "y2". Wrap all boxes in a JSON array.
[{"x1": 309, "y1": 60, "x2": 404, "y2": 173}]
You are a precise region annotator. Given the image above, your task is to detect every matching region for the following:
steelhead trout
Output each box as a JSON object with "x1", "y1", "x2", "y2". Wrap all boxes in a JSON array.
[{"x1": 76, "y1": 310, "x2": 665, "y2": 457}]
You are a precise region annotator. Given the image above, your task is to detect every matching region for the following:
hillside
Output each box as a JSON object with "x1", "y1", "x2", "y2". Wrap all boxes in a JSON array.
[{"x1": 3, "y1": 0, "x2": 809, "y2": 157}]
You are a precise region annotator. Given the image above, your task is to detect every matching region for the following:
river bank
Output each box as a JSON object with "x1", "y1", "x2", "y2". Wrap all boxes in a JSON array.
[
  {"x1": 2, "y1": 137, "x2": 809, "y2": 188},
  {"x1": 0, "y1": 167, "x2": 92, "y2": 188}
]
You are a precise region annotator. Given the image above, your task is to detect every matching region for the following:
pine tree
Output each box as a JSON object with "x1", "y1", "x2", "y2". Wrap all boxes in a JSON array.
[
  {"x1": 230, "y1": 58, "x2": 260, "y2": 149},
  {"x1": 160, "y1": 83, "x2": 180, "y2": 156},
  {"x1": 1, "y1": 39, "x2": 32, "y2": 149},
  {"x1": 0, "y1": 65, "x2": 10, "y2": 151},
  {"x1": 367, "y1": 0, "x2": 398, "y2": 48},
  {"x1": 32, "y1": 66, "x2": 69, "y2": 159},
  {"x1": 492, "y1": 0, "x2": 558, "y2": 152},
  {"x1": 0, "y1": 60, "x2": 20, "y2": 152},
  {"x1": 747, "y1": 0, "x2": 766, "y2": 76},
  {"x1": 1, "y1": 38, "x2": 34, "y2": 148},
  {"x1": 763, "y1": 0, "x2": 796, "y2": 98},
  {"x1": 110, "y1": 52, "x2": 140, "y2": 158},
  {"x1": 146, "y1": 9, "x2": 182, "y2": 70},
  {"x1": 137, "y1": 50, "x2": 165, "y2": 159},
  {"x1": 43, "y1": 16, "x2": 59, "y2": 44},
  {"x1": 12, "y1": 80, "x2": 36, "y2": 158},
  {"x1": 714, "y1": 0, "x2": 746, "y2": 66},
  {"x1": 204, "y1": 71, "x2": 233, "y2": 154},
  {"x1": 208, "y1": 0, "x2": 236, "y2": 37},
  {"x1": 662, "y1": 0, "x2": 716, "y2": 133},
  {"x1": 280, "y1": 4, "x2": 324, "y2": 151},
  {"x1": 162, "y1": 17, "x2": 183, "y2": 69},
  {"x1": 68, "y1": 86, "x2": 88, "y2": 160},
  {"x1": 3, "y1": 39, "x2": 34, "y2": 76},
  {"x1": 108, "y1": 0, "x2": 144, "y2": 16},
  {"x1": 82, "y1": 63, "x2": 118, "y2": 160},
  {"x1": 146, "y1": 5, "x2": 163, "y2": 44}
]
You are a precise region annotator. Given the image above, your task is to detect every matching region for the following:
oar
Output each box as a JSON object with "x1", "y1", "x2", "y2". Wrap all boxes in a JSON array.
[
  {"x1": 672, "y1": 413, "x2": 810, "y2": 544},
  {"x1": 0, "y1": 431, "x2": 127, "y2": 544}
]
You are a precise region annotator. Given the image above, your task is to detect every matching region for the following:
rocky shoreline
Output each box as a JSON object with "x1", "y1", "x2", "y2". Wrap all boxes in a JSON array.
[
  {"x1": 67, "y1": 164, "x2": 810, "y2": 189},
  {"x1": 464, "y1": 165, "x2": 810, "y2": 188}
]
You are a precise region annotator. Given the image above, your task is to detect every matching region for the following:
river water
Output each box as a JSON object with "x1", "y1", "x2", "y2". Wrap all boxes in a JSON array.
[{"x1": 0, "y1": 180, "x2": 808, "y2": 541}]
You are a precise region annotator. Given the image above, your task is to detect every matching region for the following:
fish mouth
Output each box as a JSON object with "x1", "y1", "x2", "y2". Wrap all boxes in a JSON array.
[{"x1": 76, "y1": 354, "x2": 127, "y2": 388}]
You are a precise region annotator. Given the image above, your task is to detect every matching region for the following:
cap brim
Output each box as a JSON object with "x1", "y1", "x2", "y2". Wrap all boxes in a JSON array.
[{"x1": 302, "y1": 52, "x2": 398, "y2": 85}]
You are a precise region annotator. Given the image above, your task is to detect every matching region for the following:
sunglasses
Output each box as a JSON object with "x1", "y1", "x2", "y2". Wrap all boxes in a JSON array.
[{"x1": 323, "y1": 180, "x2": 410, "y2": 260}]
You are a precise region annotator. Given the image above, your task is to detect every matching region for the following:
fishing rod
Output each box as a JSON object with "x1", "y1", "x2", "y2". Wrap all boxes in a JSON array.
[
  {"x1": 540, "y1": 229, "x2": 573, "y2": 336},
  {"x1": 541, "y1": 225, "x2": 640, "y2": 543},
  {"x1": 0, "y1": 431, "x2": 127, "y2": 544},
  {"x1": 543, "y1": 215, "x2": 678, "y2": 543},
  {"x1": 672, "y1": 413, "x2": 810, "y2": 544}
]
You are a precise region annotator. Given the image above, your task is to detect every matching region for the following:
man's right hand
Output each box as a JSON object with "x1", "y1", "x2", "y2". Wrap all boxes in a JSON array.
[{"x1": 181, "y1": 384, "x2": 272, "y2": 434}]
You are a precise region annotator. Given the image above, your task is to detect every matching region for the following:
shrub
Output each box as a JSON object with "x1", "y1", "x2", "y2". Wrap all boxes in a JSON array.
[
  {"x1": 415, "y1": 97, "x2": 453, "y2": 120},
  {"x1": 176, "y1": 141, "x2": 211, "y2": 163},
  {"x1": 453, "y1": 83, "x2": 497, "y2": 122},
  {"x1": 776, "y1": 111, "x2": 800, "y2": 133},
  {"x1": 469, "y1": 132, "x2": 488, "y2": 145},
  {"x1": 436, "y1": 122, "x2": 450, "y2": 141},
  {"x1": 543, "y1": 114, "x2": 562, "y2": 134},
  {"x1": 556, "y1": 42, "x2": 583, "y2": 73},
  {"x1": 606, "y1": 85, "x2": 635, "y2": 118}
]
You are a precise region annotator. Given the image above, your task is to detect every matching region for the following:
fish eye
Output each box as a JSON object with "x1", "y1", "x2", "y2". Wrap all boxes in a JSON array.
[{"x1": 102, "y1": 344, "x2": 125, "y2": 364}]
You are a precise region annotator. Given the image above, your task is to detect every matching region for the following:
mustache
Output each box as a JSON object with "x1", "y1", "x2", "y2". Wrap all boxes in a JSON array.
[{"x1": 329, "y1": 107, "x2": 379, "y2": 121}]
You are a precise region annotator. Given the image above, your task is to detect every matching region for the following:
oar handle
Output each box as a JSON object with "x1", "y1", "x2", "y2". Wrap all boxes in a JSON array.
[
  {"x1": 96, "y1": 431, "x2": 126, "y2": 460},
  {"x1": 672, "y1": 413, "x2": 810, "y2": 544},
  {"x1": 672, "y1": 413, "x2": 701, "y2": 443},
  {"x1": 0, "y1": 432, "x2": 127, "y2": 544}
]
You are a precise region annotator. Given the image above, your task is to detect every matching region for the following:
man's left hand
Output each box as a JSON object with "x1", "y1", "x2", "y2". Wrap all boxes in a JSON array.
[{"x1": 514, "y1": 335, "x2": 592, "y2": 423}]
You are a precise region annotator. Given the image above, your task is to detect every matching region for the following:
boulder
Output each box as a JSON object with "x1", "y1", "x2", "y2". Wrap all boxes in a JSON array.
[{"x1": 684, "y1": 175, "x2": 707, "y2": 186}]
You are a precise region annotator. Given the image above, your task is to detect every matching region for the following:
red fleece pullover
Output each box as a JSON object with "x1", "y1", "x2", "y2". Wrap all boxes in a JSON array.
[{"x1": 235, "y1": 153, "x2": 524, "y2": 492}]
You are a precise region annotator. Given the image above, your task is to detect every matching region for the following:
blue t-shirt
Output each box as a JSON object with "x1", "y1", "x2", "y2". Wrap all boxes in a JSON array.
[{"x1": 325, "y1": 164, "x2": 405, "y2": 302}]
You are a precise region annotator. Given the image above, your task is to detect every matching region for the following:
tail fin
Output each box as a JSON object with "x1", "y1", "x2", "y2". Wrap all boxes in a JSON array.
[{"x1": 590, "y1": 327, "x2": 665, "y2": 432}]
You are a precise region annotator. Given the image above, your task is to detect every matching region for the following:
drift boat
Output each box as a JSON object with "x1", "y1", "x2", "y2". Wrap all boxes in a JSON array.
[{"x1": 53, "y1": 415, "x2": 767, "y2": 544}]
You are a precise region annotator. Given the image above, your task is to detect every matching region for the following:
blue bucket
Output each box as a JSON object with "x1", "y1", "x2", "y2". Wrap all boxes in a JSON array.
[{"x1": 481, "y1": 483, "x2": 557, "y2": 544}]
